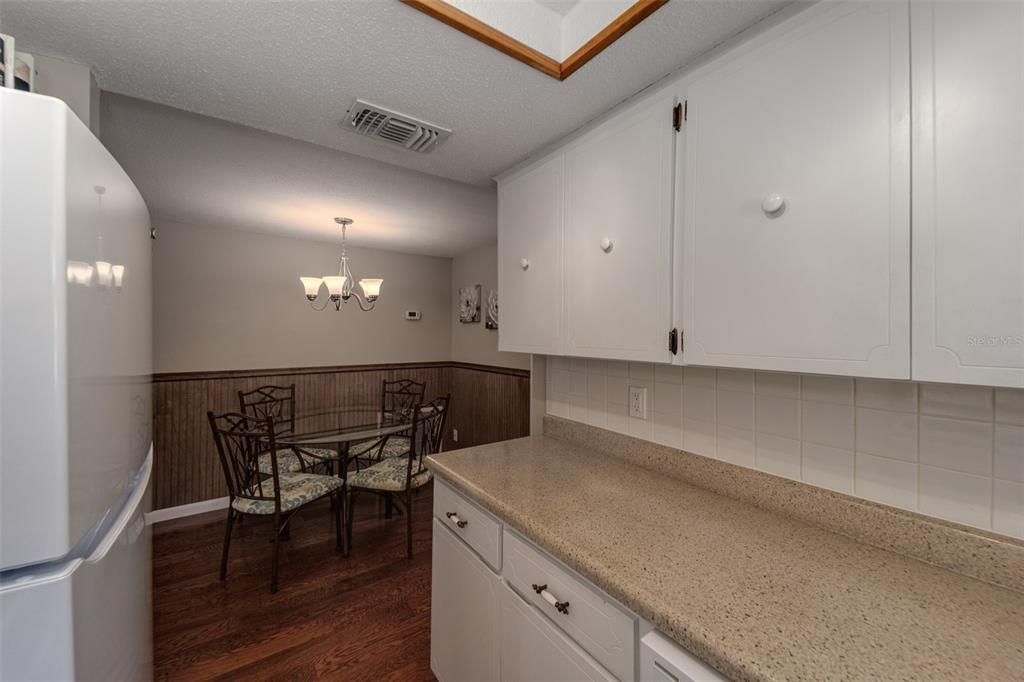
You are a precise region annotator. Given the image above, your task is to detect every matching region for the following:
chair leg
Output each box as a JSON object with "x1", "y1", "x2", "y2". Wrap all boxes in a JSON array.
[
  {"x1": 271, "y1": 513, "x2": 282, "y2": 594},
  {"x1": 219, "y1": 507, "x2": 236, "y2": 581},
  {"x1": 334, "y1": 490, "x2": 343, "y2": 554},
  {"x1": 346, "y1": 490, "x2": 358, "y2": 552},
  {"x1": 406, "y1": 489, "x2": 413, "y2": 560},
  {"x1": 384, "y1": 493, "x2": 393, "y2": 519}
]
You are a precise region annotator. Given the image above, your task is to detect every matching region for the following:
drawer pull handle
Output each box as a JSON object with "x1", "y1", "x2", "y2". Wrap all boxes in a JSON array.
[
  {"x1": 531, "y1": 583, "x2": 570, "y2": 615},
  {"x1": 445, "y1": 511, "x2": 467, "y2": 528}
]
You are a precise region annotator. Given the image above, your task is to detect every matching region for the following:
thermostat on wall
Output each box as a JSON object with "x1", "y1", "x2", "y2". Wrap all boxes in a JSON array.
[{"x1": 405, "y1": 311, "x2": 422, "y2": 320}]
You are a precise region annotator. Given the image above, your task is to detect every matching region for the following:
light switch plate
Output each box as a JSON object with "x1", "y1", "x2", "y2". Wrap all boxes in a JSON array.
[{"x1": 629, "y1": 386, "x2": 647, "y2": 419}]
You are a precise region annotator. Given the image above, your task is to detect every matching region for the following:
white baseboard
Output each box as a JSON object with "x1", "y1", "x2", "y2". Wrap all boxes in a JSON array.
[{"x1": 145, "y1": 496, "x2": 229, "y2": 525}]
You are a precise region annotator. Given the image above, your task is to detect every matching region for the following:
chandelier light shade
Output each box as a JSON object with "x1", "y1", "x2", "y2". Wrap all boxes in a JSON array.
[
  {"x1": 299, "y1": 218, "x2": 382, "y2": 311},
  {"x1": 299, "y1": 276, "x2": 323, "y2": 300},
  {"x1": 359, "y1": 278, "x2": 383, "y2": 300}
]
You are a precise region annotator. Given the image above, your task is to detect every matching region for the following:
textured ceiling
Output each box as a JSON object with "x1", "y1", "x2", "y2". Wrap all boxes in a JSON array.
[
  {"x1": 3, "y1": 0, "x2": 791, "y2": 186},
  {"x1": 101, "y1": 93, "x2": 497, "y2": 257}
]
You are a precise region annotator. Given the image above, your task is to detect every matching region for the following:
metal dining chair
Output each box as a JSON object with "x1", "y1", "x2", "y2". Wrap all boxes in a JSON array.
[
  {"x1": 350, "y1": 378, "x2": 427, "y2": 467},
  {"x1": 207, "y1": 410, "x2": 344, "y2": 593},
  {"x1": 239, "y1": 384, "x2": 339, "y2": 475},
  {"x1": 346, "y1": 394, "x2": 450, "y2": 559}
]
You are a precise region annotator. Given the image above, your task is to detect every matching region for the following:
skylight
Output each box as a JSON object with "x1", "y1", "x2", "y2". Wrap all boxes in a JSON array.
[{"x1": 403, "y1": 0, "x2": 668, "y2": 80}]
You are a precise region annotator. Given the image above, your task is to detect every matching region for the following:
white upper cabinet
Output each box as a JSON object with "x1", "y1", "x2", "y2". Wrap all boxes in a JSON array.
[
  {"x1": 498, "y1": 154, "x2": 564, "y2": 354},
  {"x1": 563, "y1": 92, "x2": 675, "y2": 362},
  {"x1": 911, "y1": 1, "x2": 1024, "y2": 388},
  {"x1": 680, "y1": 2, "x2": 911, "y2": 378}
]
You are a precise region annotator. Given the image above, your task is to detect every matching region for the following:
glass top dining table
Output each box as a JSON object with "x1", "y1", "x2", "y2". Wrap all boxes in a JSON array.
[{"x1": 279, "y1": 406, "x2": 415, "y2": 450}]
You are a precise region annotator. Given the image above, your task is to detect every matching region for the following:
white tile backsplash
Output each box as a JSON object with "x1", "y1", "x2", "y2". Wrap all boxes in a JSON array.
[
  {"x1": 683, "y1": 386, "x2": 717, "y2": 423},
  {"x1": 629, "y1": 362, "x2": 655, "y2": 381},
  {"x1": 802, "y1": 442, "x2": 854, "y2": 494},
  {"x1": 755, "y1": 394, "x2": 800, "y2": 439},
  {"x1": 756, "y1": 434, "x2": 801, "y2": 479},
  {"x1": 544, "y1": 356, "x2": 1024, "y2": 540},
  {"x1": 994, "y1": 424, "x2": 1024, "y2": 483},
  {"x1": 654, "y1": 363, "x2": 684, "y2": 384},
  {"x1": 717, "y1": 425, "x2": 755, "y2": 467},
  {"x1": 682, "y1": 366, "x2": 716, "y2": 388},
  {"x1": 918, "y1": 466, "x2": 992, "y2": 528},
  {"x1": 605, "y1": 360, "x2": 629, "y2": 377},
  {"x1": 569, "y1": 371, "x2": 588, "y2": 397},
  {"x1": 717, "y1": 369, "x2": 755, "y2": 393},
  {"x1": 756, "y1": 372, "x2": 800, "y2": 398},
  {"x1": 993, "y1": 479, "x2": 1024, "y2": 537},
  {"x1": 715, "y1": 389, "x2": 752, "y2": 429},
  {"x1": 919, "y1": 416, "x2": 992, "y2": 476},
  {"x1": 801, "y1": 400, "x2": 855, "y2": 450},
  {"x1": 855, "y1": 453, "x2": 918, "y2": 510},
  {"x1": 995, "y1": 389, "x2": 1024, "y2": 426},
  {"x1": 855, "y1": 408, "x2": 918, "y2": 462},
  {"x1": 856, "y1": 379, "x2": 918, "y2": 413},
  {"x1": 654, "y1": 382, "x2": 683, "y2": 414},
  {"x1": 920, "y1": 383, "x2": 994, "y2": 421},
  {"x1": 586, "y1": 374, "x2": 606, "y2": 402},
  {"x1": 801, "y1": 374, "x2": 854, "y2": 405}
]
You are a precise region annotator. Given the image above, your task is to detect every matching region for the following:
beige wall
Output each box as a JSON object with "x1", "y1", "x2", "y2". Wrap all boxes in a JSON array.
[
  {"x1": 450, "y1": 242, "x2": 530, "y2": 370},
  {"x1": 153, "y1": 220, "x2": 452, "y2": 373}
]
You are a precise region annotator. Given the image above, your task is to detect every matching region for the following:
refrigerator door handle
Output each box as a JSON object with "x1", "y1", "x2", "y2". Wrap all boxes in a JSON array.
[{"x1": 85, "y1": 445, "x2": 152, "y2": 564}]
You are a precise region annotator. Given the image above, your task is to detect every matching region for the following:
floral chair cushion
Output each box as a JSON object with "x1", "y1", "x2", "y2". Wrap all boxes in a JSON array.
[
  {"x1": 347, "y1": 456, "x2": 432, "y2": 492},
  {"x1": 232, "y1": 472, "x2": 343, "y2": 515},
  {"x1": 257, "y1": 447, "x2": 337, "y2": 475},
  {"x1": 380, "y1": 436, "x2": 411, "y2": 459}
]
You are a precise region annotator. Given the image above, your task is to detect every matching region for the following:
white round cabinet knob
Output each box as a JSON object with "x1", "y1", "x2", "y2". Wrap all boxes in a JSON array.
[
  {"x1": 761, "y1": 194, "x2": 785, "y2": 216},
  {"x1": 520, "y1": 258, "x2": 530, "y2": 271},
  {"x1": 600, "y1": 238, "x2": 613, "y2": 253}
]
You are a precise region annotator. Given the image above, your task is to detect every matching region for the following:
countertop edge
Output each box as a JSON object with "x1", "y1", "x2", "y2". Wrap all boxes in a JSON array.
[{"x1": 425, "y1": 455, "x2": 763, "y2": 682}]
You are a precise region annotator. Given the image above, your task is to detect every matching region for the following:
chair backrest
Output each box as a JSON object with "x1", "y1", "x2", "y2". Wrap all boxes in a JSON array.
[
  {"x1": 408, "y1": 395, "x2": 451, "y2": 481},
  {"x1": 239, "y1": 384, "x2": 296, "y2": 437},
  {"x1": 422, "y1": 394, "x2": 451, "y2": 456},
  {"x1": 381, "y1": 379, "x2": 426, "y2": 425},
  {"x1": 207, "y1": 411, "x2": 281, "y2": 511}
]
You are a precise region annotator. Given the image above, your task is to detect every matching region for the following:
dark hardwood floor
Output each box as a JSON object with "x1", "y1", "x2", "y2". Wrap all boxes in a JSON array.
[{"x1": 153, "y1": 486, "x2": 436, "y2": 681}]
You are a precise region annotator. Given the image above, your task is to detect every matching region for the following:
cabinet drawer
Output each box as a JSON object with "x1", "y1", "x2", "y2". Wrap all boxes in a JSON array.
[
  {"x1": 501, "y1": 581, "x2": 615, "y2": 682},
  {"x1": 640, "y1": 630, "x2": 725, "y2": 682},
  {"x1": 433, "y1": 479, "x2": 502, "y2": 571},
  {"x1": 502, "y1": 530, "x2": 636, "y2": 681}
]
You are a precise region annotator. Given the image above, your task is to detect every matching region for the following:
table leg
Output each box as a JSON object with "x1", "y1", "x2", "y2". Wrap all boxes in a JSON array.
[{"x1": 340, "y1": 441, "x2": 350, "y2": 556}]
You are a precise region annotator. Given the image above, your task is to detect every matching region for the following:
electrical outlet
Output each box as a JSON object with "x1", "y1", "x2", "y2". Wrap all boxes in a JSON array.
[
  {"x1": 629, "y1": 386, "x2": 647, "y2": 419},
  {"x1": 452, "y1": 428, "x2": 459, "y2": 442}
]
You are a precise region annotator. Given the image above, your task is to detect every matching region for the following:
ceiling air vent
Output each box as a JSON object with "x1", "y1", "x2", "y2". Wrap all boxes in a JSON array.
[{"x1": 343, "y1": 99, "x2": 451, "y2": 153}]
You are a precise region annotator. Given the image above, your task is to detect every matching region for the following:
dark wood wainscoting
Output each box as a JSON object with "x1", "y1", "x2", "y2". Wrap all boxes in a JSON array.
[
  {"x1": 447, "y1": 363, "x2": 530, "y2": 449},
  {"x1": 152, "y1": 361, "x2": 529, "y2": 510}
]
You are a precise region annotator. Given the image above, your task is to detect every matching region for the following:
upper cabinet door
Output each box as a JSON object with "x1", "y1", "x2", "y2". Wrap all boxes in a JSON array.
[
  {"x1": 681, "y1": 2, "x2": 911, "y2": 378},
  {"x1": 498, "y1": 154, "x2": 564, "y2": 354},
  {"x1": 563, "y1": 93, "x2": 675, "y2": 362},
  {"x1": 911, "y1": 1, "x2": 1024, "y2": 388}
]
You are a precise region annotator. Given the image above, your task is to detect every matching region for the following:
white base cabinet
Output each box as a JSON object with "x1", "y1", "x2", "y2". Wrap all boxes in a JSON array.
[
  {"x1": 430, "y1": 518, "x2": 501, "y2": 682},
  {"x1": 432, "y1": 480, "x2": 719, "y2": 682},
  {"x1": 500, "y1": 582, "x2": 616, "y2": 682}
]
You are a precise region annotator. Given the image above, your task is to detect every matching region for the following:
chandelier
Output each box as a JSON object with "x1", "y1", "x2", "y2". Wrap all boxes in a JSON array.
[{"x1": 299, "y1": 217, "x2": 383, "y2": 311}]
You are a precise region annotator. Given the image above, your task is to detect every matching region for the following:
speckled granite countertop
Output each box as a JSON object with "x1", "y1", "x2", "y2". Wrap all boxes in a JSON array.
[{"x1": 426, "y1": 435, "x2": 1024, "y2": 682}]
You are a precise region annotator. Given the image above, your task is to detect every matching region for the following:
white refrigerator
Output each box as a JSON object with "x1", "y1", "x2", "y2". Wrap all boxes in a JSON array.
[{"x1": 0, "y1": 88, "x2": 153, "y2": 680}]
